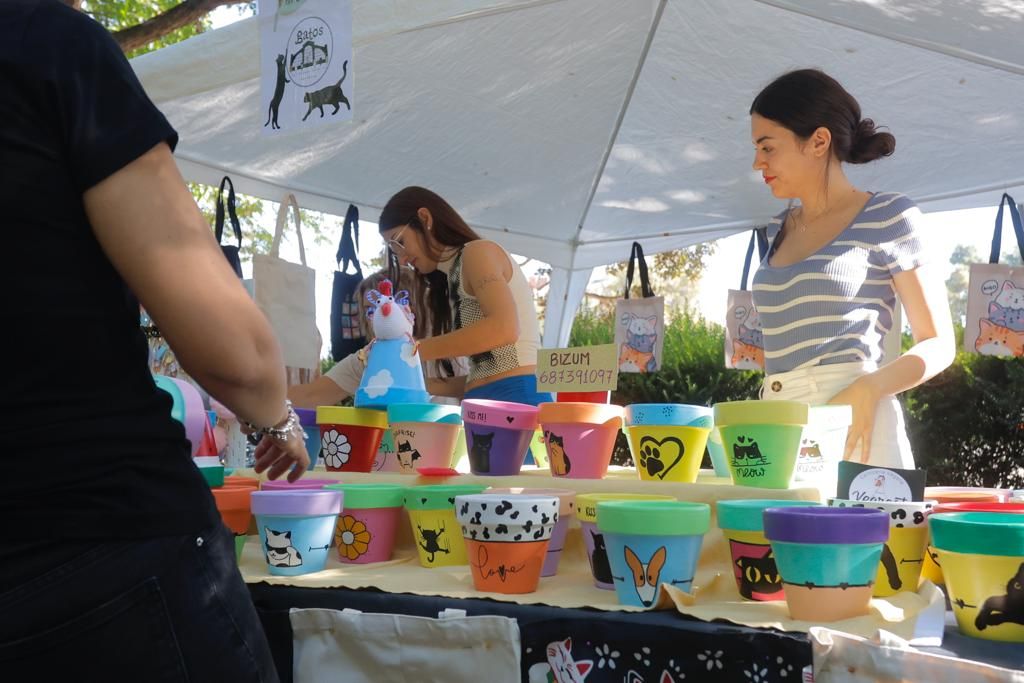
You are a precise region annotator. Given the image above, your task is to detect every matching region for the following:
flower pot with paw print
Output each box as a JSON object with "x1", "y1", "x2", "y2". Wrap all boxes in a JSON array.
[
  {"x1": 251, "y1": 489, "x2": 343, "y2": 576},
  {"x1": 455, "y1": 493, "x2": 559, "y2": 594},
  {"x1": 325, "y1": 483, "x2": 405, "y2": 563},
  {"x1": 486, "y1": 487, "x2": 576, "y2": 576},
  {"x1": 713, "y1": 400, "x2": 809, "y2": 489},
  {"x1": 764, "y1": 506, "x2": 889, "y2": 621},
  {"x1": 385, "y1": 403, "x2": 463, "y2": 473},
  {"x1": 404, "y1": 484, "x2": 486, "y2": 567},
  {"x1": 624, "y1": 404, "x2": 713, "y2": 483},
  {"x1": 538, "y1": 402, "x2": 625, "y2": 479},
  {"x1": 461, "y1": 399, "x2": 539, "y2": 476},
  {"x1": 577, "y1": 492, "x2": 675, "y2": 589},
  {"x1": 930, "y1": 511, "x2": 1024, "y2": 642},
  {"x1": 717, "y1": 499, "x2": 821, "y2": 601},
  {"x1": 316, "y1": 406, "x2": 388, "y2": 473},
  {"x1": 829, "y1": 498, "x2": 934, "y2": 597}
]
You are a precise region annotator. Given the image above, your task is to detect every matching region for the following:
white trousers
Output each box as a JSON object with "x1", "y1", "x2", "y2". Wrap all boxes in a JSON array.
[{"x1": 762, "y1": 361, "x2": 914, "y2": 470}]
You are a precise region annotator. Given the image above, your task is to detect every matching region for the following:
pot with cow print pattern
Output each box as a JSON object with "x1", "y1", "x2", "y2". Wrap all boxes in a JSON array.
[{"x1": 454, "y1": 493, "x2": 559, "y2": 594}]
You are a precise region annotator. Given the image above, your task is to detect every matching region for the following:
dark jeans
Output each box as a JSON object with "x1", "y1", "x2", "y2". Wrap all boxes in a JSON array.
[{"x1": 0, "y1": 523, "x2": 278, "y2": 682}]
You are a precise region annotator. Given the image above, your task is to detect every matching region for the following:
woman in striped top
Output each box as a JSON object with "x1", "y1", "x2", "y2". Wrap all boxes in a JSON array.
[{"x1": 749, "y1": 69, "x2": 954, "y2": 468}]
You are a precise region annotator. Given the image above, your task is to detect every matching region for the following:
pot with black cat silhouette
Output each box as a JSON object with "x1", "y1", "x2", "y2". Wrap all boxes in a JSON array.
[
  {"x1": 597, "y1": 500, "x2": 711, "y2": 608},
  {"x1": 717, "y1": 498, "x2": 821, "y2": 601},
  {"x1": 829, "y1": 498, "x2": 934, "y2": 598},
  {"x1": 624, "y1": 404, "x2": 713, "y2": 483},
  {"x1": 404, "y1": 484, "x2": 487, "y2": 567},
  {"x1": 455, "y1": 493, "x2": 559, "y2": 594},
  {"x1": 922, "y1": 501, "x2": 1024, "y2": 587},
  {"x1": 764, "y1": 506, "x2": 889, "y2": 621},
  {"x1": 461, "y1": 399, "x2": 540, "y2": 476},
  {"x1": 316, "y1": 406, "x2": 389, "y2": 473},
  {"x1": 251, "y1": 489, "x2": 344, "y2": 577},
  {"x1": 577, "y1": 493, "x2": 675, "y2": 590},
  {"x1": 930, "y1": 511, "x2": 1024, "y2": 642},
  {"x1": 713, "y1": 400, "x2": 809, "y2": 489},
  {"x1": 384, "y1": 403, "x2": 463, "y2": 473},
  {"x1": 538, "y1": 402, "x2": 625, "y2": 479},
  {"x1": 486, "y1": 487, "x2": 576, "y2": 576}
]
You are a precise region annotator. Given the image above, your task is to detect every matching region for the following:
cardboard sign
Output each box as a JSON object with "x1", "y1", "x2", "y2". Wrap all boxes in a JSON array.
[
  {"x1": 837, "y1": 461, "x2": 927, "y2": 503},
  {"x1": 536, "y1": 344, "x2": 619, "y2": 393}
]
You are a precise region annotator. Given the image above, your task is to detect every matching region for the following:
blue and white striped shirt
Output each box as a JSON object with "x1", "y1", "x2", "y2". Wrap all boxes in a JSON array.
[{"x1": 751, "y1": 192, "x2": 928, "y2": 374}]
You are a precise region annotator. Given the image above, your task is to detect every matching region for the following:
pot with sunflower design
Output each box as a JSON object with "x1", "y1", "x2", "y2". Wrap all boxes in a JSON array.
[
  {"x1": 316, "y1": 406, "x2": 388, "y2": 472},
  {"x1": 324, "y1": 483, "x2": 406, "y2": 563}
]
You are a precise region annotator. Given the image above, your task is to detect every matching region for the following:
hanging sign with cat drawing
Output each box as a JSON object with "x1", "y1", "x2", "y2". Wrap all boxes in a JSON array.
[
  {"x1": 259, "y1": 0, "x2": 353, "y2": 135},
  {"x1": 614, "y1": 242, "x2": 665, "y2": 373},
  {"x1": 724, "y1": 228, "x2": 768, "y2": 370},
  {"x1": 964, "y1": 193, "x2": 1024, "y2": 357}
]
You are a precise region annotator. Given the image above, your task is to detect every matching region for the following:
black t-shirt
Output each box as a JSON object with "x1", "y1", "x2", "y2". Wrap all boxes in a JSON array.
[{"x1": 0, "y1": 0, "x2": 217, "y2": 539}]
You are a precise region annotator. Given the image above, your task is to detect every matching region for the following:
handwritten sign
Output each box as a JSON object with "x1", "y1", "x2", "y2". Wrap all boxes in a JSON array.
[{"x1": 536, "y1": 344, "x2": 618, "y2": 392}]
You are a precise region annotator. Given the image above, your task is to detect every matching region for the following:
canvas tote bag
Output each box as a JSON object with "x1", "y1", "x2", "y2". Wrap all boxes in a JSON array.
[
  {"x1": 964, "y1": 193, "x2": 1024, "y2": 357},
  {"x1": 724, "y1": 227, "x2": 768, "y2": 370},
  {"x1": 330, "y1": 204, "x2": 366, "y2": 361},
  {"x1": 253, "y1": 193, "x2": 321, "y2": 384},
  {"x1": 214, "y1": 175, "x2": 244, "y2": 279},
  {"x1": 614, "y1": 241, "x2": 665, "y2": 373}
]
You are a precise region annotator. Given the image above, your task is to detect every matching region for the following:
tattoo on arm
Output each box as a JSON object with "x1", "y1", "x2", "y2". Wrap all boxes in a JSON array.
[{"x1": 473, "y1": 274, "x2": 503, "y2": 292}]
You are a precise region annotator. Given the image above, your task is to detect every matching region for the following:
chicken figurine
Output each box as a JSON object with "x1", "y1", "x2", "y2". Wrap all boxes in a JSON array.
[{"x1": 355, "y1": 279, "x2": 430, "y2": 408}]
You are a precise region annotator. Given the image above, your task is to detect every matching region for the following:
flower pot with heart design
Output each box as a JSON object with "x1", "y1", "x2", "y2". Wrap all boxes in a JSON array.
[{"x1": 624, "y1": 404, "x2": 713, "y2": 483}]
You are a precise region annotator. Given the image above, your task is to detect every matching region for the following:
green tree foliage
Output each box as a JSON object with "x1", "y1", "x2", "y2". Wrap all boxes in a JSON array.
[{"x1": 83, "y1": 0, "x2": 208, "y2": 57}]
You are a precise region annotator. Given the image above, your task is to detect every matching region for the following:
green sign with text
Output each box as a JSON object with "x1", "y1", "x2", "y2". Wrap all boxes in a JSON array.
[{"x1": 536, "y1": 344, "x2": 619, "y2": 392}]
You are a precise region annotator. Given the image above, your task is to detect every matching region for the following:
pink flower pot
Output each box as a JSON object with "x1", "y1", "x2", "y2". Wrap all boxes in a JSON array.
[{"x1": 538, "y1": 403, "x2": 624, "y2": 479}]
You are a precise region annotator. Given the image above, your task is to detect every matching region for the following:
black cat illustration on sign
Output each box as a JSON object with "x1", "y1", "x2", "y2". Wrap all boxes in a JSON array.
[
  {"x1": 302, "y1": 60, "x2": 350, "y2": 121},
  {"x1": 265, "y1": 53, "x2": 289, "y2": 130}
]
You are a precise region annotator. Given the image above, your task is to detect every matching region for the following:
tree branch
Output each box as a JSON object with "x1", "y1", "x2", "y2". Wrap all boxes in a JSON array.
[{"x1": 112, "y1": 0, "x2": 245, "y2": 53}]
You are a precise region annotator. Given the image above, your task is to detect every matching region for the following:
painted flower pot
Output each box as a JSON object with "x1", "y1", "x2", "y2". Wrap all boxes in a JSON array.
[
  {"x1": 485, "y1": 487, "x2": 576, "y2": 576},
  {"x1": 706, "y1": 424, "x2": 731, "y2": 478},
  {"x1": 324, "y1": 483, "x2": 405, "y2": 564},
  {"x1": 597, "y1": 501, "x2": 711, "y2": 608},
  {"x1": 355, "y1": 338, "x2": 430, "y2": 409},
  {"x1": 924, "y1": 487, "x2": 1008, "y2": 504},
  {"x1": 577, "y1": 492, "x2": 675, "y2": 589},
  {"x1": 385, "y1": 403, "x2": 463, "y2": 473},
  {"x1": 316, "y1": 406, "x2": 388, "y2": 473},
  {"x1": 716, "y1": 499, "x2": 821, "y2": 601},
  {"x1": 923, "y1": 502, "x2": 1024, "y2": 587},
  {"x1": 829, "y1": 498, "x2": 933, "y2": 597},
  {"x1": 764, "y1": 506, "x2": 889, "y2": 621},
  {"x1": 261, "y1": 478, "x2": 339, "y2": 492},
  {"x1": 294, "y1": 408, "x2": 322, "y2": 471},
  {"x1": 930, "y1": 511, "x2": 1024, "y2": 642},
  {"x1": 455, "y1": 493, "x2": 559, "y2": 594},
  {"x1": 461, "y1": 399, "x2": 539, "y2": 476},
  {"x1": 251, "y1": 489, "x2": 343, "y2": 576},
  {"x1": 194, "y1": 456, "x2": 225, "y2": 488},
  {"x1": 624, "y1": 404, "x2": 713, "y2": 483},
  {"x1": 538, "y1": 402, "x2": 625, "y2": 480},
  {"x1": 556, "y1": 391, "x2": 611, "y2": 403},
  {"x1": 794, "y1": 405, "x2": 852, "y2": 489},
  {"x1": 713, "y1": 400, "x2": 809, "y2": 489},
  {"x1": 404, "y1": 485, "x2": 486, "y2": 567},
  {"x1": 528, "y1": 430, "x2": 549, "y2": 468},
  {"x1": 223, "y1": 475, "x2": 260, "y2": 490},
  {"x1": 211, "y1": 484, "x2": 253, "y2": 562},
  {"x1": 153, "y1": 375, "x2": 206, "y2": 457}
]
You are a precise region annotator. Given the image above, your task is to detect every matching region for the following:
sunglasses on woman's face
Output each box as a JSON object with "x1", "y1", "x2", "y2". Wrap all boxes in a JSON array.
[{"x1": 386, "y1": 226, "x2": 408, "y2": 254}]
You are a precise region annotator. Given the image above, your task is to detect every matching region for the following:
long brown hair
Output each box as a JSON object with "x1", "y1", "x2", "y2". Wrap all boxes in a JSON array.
[{"x1": 379, "y1": 187, "x2": 481, "y2": 373}]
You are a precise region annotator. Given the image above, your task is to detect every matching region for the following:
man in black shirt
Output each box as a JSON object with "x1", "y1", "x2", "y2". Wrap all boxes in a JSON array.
[{"x1": 0, "y1": 1, "x2": 308, "y2": 678}]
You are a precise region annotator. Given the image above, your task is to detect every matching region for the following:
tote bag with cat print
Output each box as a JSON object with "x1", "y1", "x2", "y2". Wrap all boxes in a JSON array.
[
  {"x1": 614, "y1": 242, "x2": 665, "y2": 373},
  {"x1": 724, "y1": 228, "x2": 768, "y2": 370},
  {"x1": 965, "y1": 193, "x2": 1024, "y2": 357}
]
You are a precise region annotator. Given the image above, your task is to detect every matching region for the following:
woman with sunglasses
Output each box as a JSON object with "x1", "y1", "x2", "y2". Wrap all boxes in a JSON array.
[{"x1": 378, "y1": 187, "x2": 550, "y2": 409}]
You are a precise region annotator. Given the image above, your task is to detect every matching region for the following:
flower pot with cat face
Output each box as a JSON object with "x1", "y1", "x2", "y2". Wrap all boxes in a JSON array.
[
  {"x1": 577, "y1": 492, "x2": 675, "y2": 589},
  {"x1": 404, "y1": 484, "x2": 487, "y2": 567},
  {"x1": 325, "y1": 483, "x2": 405, "y2": 564},
  {"x1": 316, "y1": 406, "x2": 388, "y2": 473},
  {"x1": 624, "y1": 404, "x2": 713, "y2": 483},
  {"x1": 717, "y1": 499, "x2": 821, "y2": 601},
  {"x1": 793, "y1": 405, "x2": 851, "y2": 490},
  {"x1": 538, "y1": 402, "x2": 625, "y2": 480},
  {"x1": 384, "y1": 403, "x2": 462, "y2": 474},
  {"x1": 713, "y1": 400, "x2": 809, "y2": 489},
  {"x1": 764, "y1": 506, "x2": 889, "y2": 621},
  {"x1": 930, "y1": 511, "x2": 1024, "y2": 642},
  {"x1": 829, "y1": 498, "x2": 934, "y2": 598},
  {"x1": 251, "y1": 489, "x2": 343, "y2": 576},
  {"x1": 455, "y1": 493, "x2": 559, "y2": 594},
  {"x1": 461, "y1": 399, "x2": 540, "y2": 476},
  {"x1": 486, "y1": 487, "x2": 576, "y2": 576},
  {"x1": 597, "y1": 501, "x2": 711, "y2": 608}
]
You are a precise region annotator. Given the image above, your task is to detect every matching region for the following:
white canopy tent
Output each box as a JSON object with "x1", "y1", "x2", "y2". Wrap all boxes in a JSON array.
[{"x1": 132, "y1": 0, "x2": 1024, "y2": 347}]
